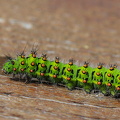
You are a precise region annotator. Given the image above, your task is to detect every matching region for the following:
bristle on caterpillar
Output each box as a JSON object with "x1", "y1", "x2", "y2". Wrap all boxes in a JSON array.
[{"x1": 2, "y1": 50, "x2": 120, "y2": 98}]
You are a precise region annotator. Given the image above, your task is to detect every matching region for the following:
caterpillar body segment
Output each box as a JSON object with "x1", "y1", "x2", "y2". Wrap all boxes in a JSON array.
[
  {"x1": 113, "y1": 74, "x2": 120, "y2": 97},
  {"x1": 92, "y1": 64, "x2": 108, "y2": 95},
  {"x1": 2, "y1": 52, "x2": 120, "y2": 98},
  {"x1": 17, "y1": 55, "x2": 27, "y2": 75},
  {"x1": 106, "y1": 67, "x2": 120, "y2": 97},
  {"x1": 76, "y1": 62, "x2": 93, "y2": 93},
  {"x1": 36, "y1": 54, "x2": 51, "y2": 83},
  {"x1": 48, "y1": 57, "x2": 65, "y2": 84},
  {"x1": 62, "y1": 59, "x2": 78, "y2": 90}
]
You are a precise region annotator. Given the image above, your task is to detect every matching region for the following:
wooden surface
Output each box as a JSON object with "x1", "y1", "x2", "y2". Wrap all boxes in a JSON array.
[
  {"x1": 0, "y1": 0, "x2": 120, "y2": 120},
  {"x1": 0, "y1": 74, "x2": 120, "y2": 120}
]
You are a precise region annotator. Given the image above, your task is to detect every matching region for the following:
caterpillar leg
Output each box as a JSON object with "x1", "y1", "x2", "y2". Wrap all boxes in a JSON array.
[
  {"x1": 111, "y1": 91, "x2": 118, "y2": 97},
  {"x1": 77, "y1": 81, "x2": 83, "y2": 88},
  {"x1": 83, "y1": 84, "x2": 93, "y2": 94},
  {"x1": 100, "y1": 86, "x2": 110, "y2": 96},
  {"x1": 49, "y1": 76, "x2": 62, "y2": 86},
  {"x1": 77, "y1": 79, "x2": 93, "y2": 93},
  {"x1": 12, "y1": 73, "x2": 16, "y2": 78},
  {"x1": 25, "y1": 75, "x2": 32, "y2": 84},
  {"x1": 66, "y1": 83, "x2": 76, "y2": 90},
  {"x1": 62, "y1": 78, "x2": 76, "y2": 90},
  {"x1": 49, "y1": 77, "x2": 58, "y2": 85},
  {"x1": 109, "y1": 87, "x2": 120, "y2": 98},
  {"x1": 93, "y1": 84, "x2": 102, "y2": 93},
  {"x1": 11, "y1": 73, "x2": 17, "y2": 80},
  {"x1": 112, "y1": 93, "x2": 120, "y2": 98},
  {"x1": 37, "y1": 76, "x2": 44, "y2": 84},
  {"x1": 18, "y1": 73, "x2": 25, "y2": 81},
  {"x1": 36, "y1": 78, "x2": 42, "y2": 84}
]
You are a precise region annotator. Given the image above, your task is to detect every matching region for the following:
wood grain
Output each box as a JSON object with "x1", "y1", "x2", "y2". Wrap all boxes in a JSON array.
[
  {"x1": 0, "y1": 0, "x2": 120, "y2": 119},
  {"x1": 0, "y1": 74, "x2": 120, "y2": 120}
]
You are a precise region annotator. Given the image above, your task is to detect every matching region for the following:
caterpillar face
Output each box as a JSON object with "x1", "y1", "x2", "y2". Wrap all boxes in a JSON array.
[
  {"x1": 2, "y1": 51, "x2": 120, "y2": 98},
  {"x1": 2, "y1": 61, "x2": 13, "y2": 74}
]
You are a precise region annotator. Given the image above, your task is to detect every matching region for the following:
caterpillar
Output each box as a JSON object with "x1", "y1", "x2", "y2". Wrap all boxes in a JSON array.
[{"x1": 2, "y1": 49, "x2": 120, "y2": 98}]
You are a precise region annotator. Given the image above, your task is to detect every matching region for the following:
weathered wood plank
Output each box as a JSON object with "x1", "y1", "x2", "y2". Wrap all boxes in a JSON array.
[{"x1": 0, "y1": 75, "x2": 120, "y2": 120}]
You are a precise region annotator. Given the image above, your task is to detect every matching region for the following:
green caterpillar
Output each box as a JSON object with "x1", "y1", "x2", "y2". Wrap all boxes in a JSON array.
[{"x1": 2, "y1": 49, "x2": 120, "y2": 98}]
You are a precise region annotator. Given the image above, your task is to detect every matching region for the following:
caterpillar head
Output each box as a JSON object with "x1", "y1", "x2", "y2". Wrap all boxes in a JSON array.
[
  {"x1": 2, "y1": 56, "x2": 14, "y2": 74},
  {"x1": 2, "y1": 61, "x2": 13, "y2": 74}
]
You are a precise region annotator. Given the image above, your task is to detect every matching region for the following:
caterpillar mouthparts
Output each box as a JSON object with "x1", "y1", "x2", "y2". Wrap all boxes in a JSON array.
[{"x1": 2, "y1": 50, "x2": 120, "y2": 98}]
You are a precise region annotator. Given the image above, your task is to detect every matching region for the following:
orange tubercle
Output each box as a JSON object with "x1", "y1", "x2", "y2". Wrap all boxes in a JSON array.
[
  {"x1": 107, "y1": 83, "x2": 112, "y2": 86},
  {"x1": 21, "y1": 55, "x2": 25, "y2": 58},
  {"x1": 21, "y1": 61, "x2": 24, "y2": 65},
  {"x1": 54, "y1": 66, "x2": 58, "y2": 70},
  {"x1": 97, "y1": 82, "x2": 101, "y2": 85},
  {"x1": 21, "y1": 68, "x2": 24, "y2": 71},
  {"x1": 32, "y1": 54, "x2": 36, "y2": 58},
  {"x1": 66, "y1": 77, "x2": 71, "y2": 80},
  {"x1": 13, "y1": 68, "x2": 16, "y2": 71},
  {"x1": 30, "y1": 69, "x2": 34, "y2": 73},
  {"x1": 40, "y1": 73, "x2": 44, "y2": 76},
  {"x1": 53, "y1": 75, "x2": 57, "y2": 78},
  {"x1": 83, "y1": 80, "x2": 87, "y2": 83},
  {"x1": 31, "y1": 62, "x2": 35, "y2": 66},
  {"x1": 41, "y1": 64, "x2": 45, "y2": 67},
  {"x1": 96, "y1": 72, "x2": 101, "y2": 76},
  {"x1": 82, "y1": 71, "x2": 86, "y2": 74},
  {"x1": 67, "y1": 68, "x2": 71, "y2": 71},
  {"x1": 116, "y1": 87, "x2": 120, "y2": 91},
  {"x1": 107, "y1": 73, "x2": 111, "y2": 77}
]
